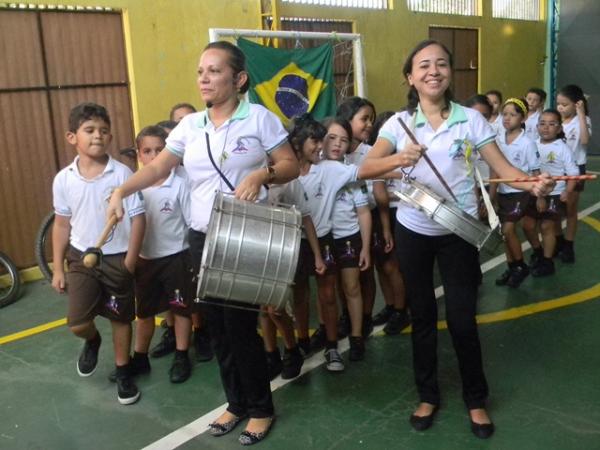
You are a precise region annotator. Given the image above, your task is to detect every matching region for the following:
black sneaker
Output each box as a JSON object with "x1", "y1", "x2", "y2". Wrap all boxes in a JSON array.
[
  {"x1": 193, "y1": 328, "x2": 214, "y2": 362},
  {"x1": 108, "y1": 353, "x2": 151, "y2": 383},
  {"x1": 532, "y1": 259, "x2": 555, "y2": 277},
  {"x1": 507, "y1": 265, "x2": 530, "y2": 288},
  {"x1": 150, "y1": 327, "x2": 176, "y2": 358},
  {"x1": 281, "y1": 347, "x2": 303, "y2": 379},
  {"x1": 116, "y1": 374, "x2": 141, "y2": 405},
  {"x1": 169, "y1": 352, "x2": 191, "y2": 384},
  {"x1": 529, "y1": 249, "x2": 543, "y2": 268},
  {"x1": 77, "y1": 333, "x2": 101, "y2": 377},
  {"x1": 362, "y1": 316, "x2": 374, "y2": 339},
  {"x1": 337, "y1": 311, "x2": 351, "y2": 339},
  {"x1": 383, "y1": 310, "x2": 411, "y2": 335},
  {"x1": 348, "y1": 336, "x2": 365, "y2": 361},
  {"x1": 266, "y1": 349, "x2": 283, "y2": 380},
  {"x1": 309, "y1": 325, "x2": 326, "y2": 352},
  {"x1": 495, "y1": 268, "x2": 512, "y2": 286},
  {"x1": 372, "y1": 305, "x2": 394, "y2": 326},
  {"x1": 297, "y1": 338, "x2": 311, "y2": 358},
  {"x1": 559, "y1": 246, "x2": 575, "y2": 264}
]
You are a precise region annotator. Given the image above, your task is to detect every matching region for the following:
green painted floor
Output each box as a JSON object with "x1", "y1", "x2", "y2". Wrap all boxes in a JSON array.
[{"x1": 1, "y1": 157, "x2": 600, "y2": 450}]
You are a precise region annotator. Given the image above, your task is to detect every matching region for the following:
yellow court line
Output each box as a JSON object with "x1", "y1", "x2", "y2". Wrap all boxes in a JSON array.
[
  {"x1": 582, "y1": 216, "x2": 600, "y2": 233},
  {"x1": 0, "y1": 318, "x2": 67, "y2": 345}
]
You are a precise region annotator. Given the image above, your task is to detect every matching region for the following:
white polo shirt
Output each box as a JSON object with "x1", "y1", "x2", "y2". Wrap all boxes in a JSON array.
[
  {"x1": 536, "y1": 139, "x2": 579, "y2": 195},
  {"x1": 331, "y1": 185, "x2": 369, "y2": 239},
  {"x1": 489, "y1": 114, "x2": 505, "y2": 139},
  {"x1": 496, "y1": 130, "x2": 540, "y2": 194},
  {"x1": 345, "y1": 142, "x2": 376, "y2": 209},
  {"x1": 298, "y1": 160, "x2": 359, "y2": 238},
  {"x1": 267, "y1": 178, "x2": 310, "y2": 217},
  {"x1": 139, "y1": 167, "x2": 191, "y2": 259},
  {"x1": 166, "y1": 100, "x2": 288, "y2": 232},
  {"x1": 379, "y1": 102, "x2": 496, "y2": 236},
  {"x1": 525, "y1": 110, "x2": 541, "y2": 142},
  {"x1": 53, "y1": 156, "x2": 145, "y2": 254},
  {"x1": 562, "y1": 115, "x2": 592, "y2": 165}
]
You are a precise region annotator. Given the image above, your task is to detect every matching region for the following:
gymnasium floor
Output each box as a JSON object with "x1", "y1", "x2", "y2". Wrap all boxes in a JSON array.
[{"x1": 1, "y1": 157, "x2": 599, "y2": 450}]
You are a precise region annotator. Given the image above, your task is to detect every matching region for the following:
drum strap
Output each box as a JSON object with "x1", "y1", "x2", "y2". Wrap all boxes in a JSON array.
[
  {"x1": 205, "y1": 132, "x2": 236, "y2": 192},
  {"x1": 474, "y1": 165, "x2": 500, "y2": 230}
]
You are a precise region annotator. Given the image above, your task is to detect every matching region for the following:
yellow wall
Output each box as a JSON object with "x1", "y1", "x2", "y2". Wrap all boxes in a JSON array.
[{"x1": 22, "y1": 0, "x2": 547, "y2": 125}]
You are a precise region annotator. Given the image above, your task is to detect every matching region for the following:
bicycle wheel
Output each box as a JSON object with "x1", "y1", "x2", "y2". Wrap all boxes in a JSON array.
[
  {"x1": 35, "y1": 212, "x2": 55, "y2": 282},
  {"x1": 0, "y1": 251, "x2": 21, "y2": 308}
]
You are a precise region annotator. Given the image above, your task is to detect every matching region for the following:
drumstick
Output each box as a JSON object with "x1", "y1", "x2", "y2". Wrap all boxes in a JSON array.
[
  {"x1": 396, "y1": 116, "x2": 458, "y2": 203},
  {"x1": 486, "y1": 174, "x2": 597, "y2": 183},
  {"x1": 83, "y1": 215, "x2": 119, "y2": 268}
]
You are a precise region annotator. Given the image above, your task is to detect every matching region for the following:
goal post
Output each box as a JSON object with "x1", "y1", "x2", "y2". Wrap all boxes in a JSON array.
[{"x1": 208, "y1": 28, "x2": 367, "y2": 98}]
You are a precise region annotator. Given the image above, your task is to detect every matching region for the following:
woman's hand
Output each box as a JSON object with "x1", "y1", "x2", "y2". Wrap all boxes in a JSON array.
[
  {"x1": 107, "y1": 188, "x2": 125, "y2": 221},
  {"x1": 235, "y1": 169, "x2": 266, "y2": 201},
  {"x1": 530, "y1": 172, "x2": 556, "y2": 197},
  {"x1": 396, "y1": 143, "x2": 426, "y2": 168}
]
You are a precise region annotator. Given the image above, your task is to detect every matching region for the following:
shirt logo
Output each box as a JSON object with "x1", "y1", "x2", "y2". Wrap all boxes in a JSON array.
[
  {"x1": 314, "y1": 183, "x2": 324, "y2": 198},
  {"x1": 159, "y1": 199, "x2": 174, "y2": 214},
  {"x1": 546, "y1": 151, "x2": 556, "y2": 164}
]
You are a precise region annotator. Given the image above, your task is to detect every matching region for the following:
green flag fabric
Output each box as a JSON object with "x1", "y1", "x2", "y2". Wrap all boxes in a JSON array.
[{"x1": 237, "y1": 37, "x2": 336, "y2": 126}]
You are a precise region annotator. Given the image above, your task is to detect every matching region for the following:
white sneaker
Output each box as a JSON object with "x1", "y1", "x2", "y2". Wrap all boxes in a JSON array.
[{"x1": 324, "y1": 348, "x2": 345, "y2": 372}]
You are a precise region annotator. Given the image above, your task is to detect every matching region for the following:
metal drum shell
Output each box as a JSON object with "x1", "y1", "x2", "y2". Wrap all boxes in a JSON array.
[
  {"x1": 197, "y1": 192, "x2": 302, "y2": 310},
  {"x1": 395, "y1": 181, "x2": 503, "y2": 254}
]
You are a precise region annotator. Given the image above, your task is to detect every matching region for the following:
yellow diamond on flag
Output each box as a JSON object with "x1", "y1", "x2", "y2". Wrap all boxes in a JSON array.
[{"x1": 254, "y1": 62, "x2": 328, "y2": 125}]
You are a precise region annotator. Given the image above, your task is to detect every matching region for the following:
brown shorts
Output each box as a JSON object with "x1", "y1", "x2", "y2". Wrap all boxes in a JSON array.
[
  {"x1": 135, "y1": 250, "x2": 195, "y2": 319},
  {"x1": 333, "y1": 231, "x2": 363, "y2": 269},
  {"x1": 66, "y1": 246, "x2": 135, "y2": 326},
  {"x1": 498, "y1": 192, "x2": 530, "y2": 223},
  {"x1": 525, "y1": 194, "x2": 566, "y2": 221},
  {"x1": 295, "y1": 233, "x2": 337, "y2": 281}
]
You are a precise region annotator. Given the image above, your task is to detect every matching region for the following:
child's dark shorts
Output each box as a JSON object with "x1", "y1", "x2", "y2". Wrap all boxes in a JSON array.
[
  {"x1": 294, "y1": 233, "x2": 337, "y2": 281},
  {"x1": 498, "y1": 192, "x2": 530, "y2": 223},
  {"x1": 333, "y1": 231, "x2": 363, "y2": 269},
  {"x1": 525, "y1": 194, "x2": 566, "y2": 221},
  {"x1": 575, "y1": 164, "x2": 586, "y2": 192}
]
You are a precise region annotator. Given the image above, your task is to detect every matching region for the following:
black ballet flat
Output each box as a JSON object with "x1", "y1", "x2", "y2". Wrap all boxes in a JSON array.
[
  {"x1": 208, "y1": 413, "x2": 247, "y2": 437},
  {"x1": 470, "y1": 420, "x2": 495, "y2": 439},
  {"x1": 409, "y1": 405, "x2": 439, "y2": 431},
  {"x1": 238, "y1": 416, "x2": 275, "y2": 446}
]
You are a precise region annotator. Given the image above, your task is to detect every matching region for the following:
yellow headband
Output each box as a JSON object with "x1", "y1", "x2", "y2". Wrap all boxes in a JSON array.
[{"x1": 504, "y1": 98, "x2": 528, "y2": 116}]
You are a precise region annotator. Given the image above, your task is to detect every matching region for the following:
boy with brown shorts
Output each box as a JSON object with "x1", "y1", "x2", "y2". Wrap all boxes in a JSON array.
[{"x1": 51, "y1": 103, "x2": 145, "y2": 405}]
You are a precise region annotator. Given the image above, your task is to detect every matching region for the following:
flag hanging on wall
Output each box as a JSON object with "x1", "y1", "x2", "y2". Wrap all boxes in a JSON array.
[{"x1": 237, "y1": 37, "x2": 336, "y2": 125}]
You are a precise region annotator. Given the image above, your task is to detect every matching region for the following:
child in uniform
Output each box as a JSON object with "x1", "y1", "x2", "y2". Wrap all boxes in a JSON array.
[
  {"x1": 485, "y1": 90, "x2": 504, "y2": 136},
  {"x1": 524, "y1": 88, "x2": 546, "y2": 141},
  {"x1": 51, "y1": 102, "x2": 145, "y2": 405}
]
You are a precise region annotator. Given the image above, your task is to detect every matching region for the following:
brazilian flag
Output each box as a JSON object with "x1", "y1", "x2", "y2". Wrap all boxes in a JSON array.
[{"x1": 237, "y1": 37, "x2": 336, "y2": 125}]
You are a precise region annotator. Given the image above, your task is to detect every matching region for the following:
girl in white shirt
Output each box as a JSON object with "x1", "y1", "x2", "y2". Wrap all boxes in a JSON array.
[
  {"x1": 485, "y1": 89, "x2": 504, "y2": 136},
  {"x1": 524, "y1": 87, "x2": 546, "y2": 141}
]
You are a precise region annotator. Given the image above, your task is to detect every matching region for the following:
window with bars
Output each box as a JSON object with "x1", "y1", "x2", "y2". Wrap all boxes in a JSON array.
[
  {"x1": 406, "y1": 0, "x2": 479, "y2": 16},
  {"x1": 492, "y1": 0, "x2": 541, "y2": 21},
  {"x1": 280, "y1": 0, "x2": 388, "y2": 9}
]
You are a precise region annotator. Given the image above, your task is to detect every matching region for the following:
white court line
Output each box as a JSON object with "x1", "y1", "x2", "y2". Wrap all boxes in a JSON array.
[{"x1": 143, "y1": 200, "x2": 600, "y2": 450}]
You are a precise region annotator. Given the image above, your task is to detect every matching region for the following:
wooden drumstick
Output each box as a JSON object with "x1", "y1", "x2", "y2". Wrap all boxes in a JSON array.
[
  {"x1": 83, "y1": 215, "x2": 119, "y2": 268},
  {"x1": 486, "y1": 174, "x2": 597, "y2": 183}
]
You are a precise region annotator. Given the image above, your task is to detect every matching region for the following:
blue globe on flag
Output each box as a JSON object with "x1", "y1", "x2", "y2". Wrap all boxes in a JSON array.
[{"x1": 275, "y1": 74, "x2": 310, "y2": 119}]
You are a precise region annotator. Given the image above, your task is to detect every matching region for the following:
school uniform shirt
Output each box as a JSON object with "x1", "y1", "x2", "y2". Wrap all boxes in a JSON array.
[
  {"x1": 139, "y1": 167, "x2": 191, "y2": 259},
  {"x1": 384, "y1": 177, "x2": 402, "y2": 208},
  {"x1": 267, "y1": 178, "x2": 310, "y2": 217},
  {"x1": 489, "y1": 114, "x2": 504, "y2": 139},
  {"x1": 53, "y1": 156, "x2": 145, "y2": 254},
  {"x1": 166, "y1": 100, "x2": 288, "y2": 233},
  {"x1": 536, "y1": 139, "x2": 579, "y2": 195},
  {"x1": 524, "y1": 110, "x2": 541, "y2": 142},
  {"x1": 344, "y1": 142, "x2": 376, "y2": 209},
  {"x1": 496, "y1": 130, "x2": 540, "y2": 194},
  {"x1": 331, "y1": 184, "x2": 369, "y2": 239},
  {"x1": 562, "y1": 116, "x2": 592, "y2": 165},
  {"x1": 379, "y1": 102, "x2": 496, "y2": 236},
  {"x1": 298, "y1": 160, "x2": 359, "y2": 238}
]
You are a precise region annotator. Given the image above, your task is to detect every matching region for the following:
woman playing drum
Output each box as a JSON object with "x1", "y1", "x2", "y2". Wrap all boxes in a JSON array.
[
  {"x1": 359, "y1": 40, "x2": 555, "y2": 439},
  {"x1": 107, "y1": 41, "x2": 298, "y2": 445}
]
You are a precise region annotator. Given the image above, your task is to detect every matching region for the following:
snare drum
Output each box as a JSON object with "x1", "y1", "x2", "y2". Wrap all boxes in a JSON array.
[
  {"x1": 394, "y1": 180, "x2": 503, "y2": 253},
  {"x1": 197, "y1": 192, "x2": 302, "y2": 309}
]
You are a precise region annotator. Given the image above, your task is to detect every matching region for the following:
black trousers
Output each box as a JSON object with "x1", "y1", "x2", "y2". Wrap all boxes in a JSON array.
[
  {"x1": 395, "y1": 222, "x2": 489, "y2": 409},
  {"x1": 190, "y1": 230, "x2": 274, "y2": 418}
]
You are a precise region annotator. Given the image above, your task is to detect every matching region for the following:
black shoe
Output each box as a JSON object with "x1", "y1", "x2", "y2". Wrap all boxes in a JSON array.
[
  {"x1": 193, "y1": 328, "x2": 214, "y2": 362},
  {"x1": 337, "y1": 311, "x2": 351, "y2": 339},
  {"x1": 362, "y1": 316, "x2": 373, "y2": 338},
  {"x1": 266, "y1": 349, "x2": 283, "y2": 380},
  {"x1": 495, "y1": 268, "x2": 512, "y2": 286},
  {"x1": 383, "y1": 309, "x2": 411, "y2": 335},
  {"x1": 531, "y1": 259, "x2": 555, "y2": 277},
  {"x1": 409, "y1": 405, "x2": 439, "y2": 431},
  {"x1": 297, "y1": 338, "x2": 311, "y2": 358},
  {"x1": 309, "y1": 325, "x2": 326, "y2": 352},
  {"x1": 281, "y1": 347, "x2": 303, "y2": 379},
  {"x1": 372, "y1": 305, "x2": 394, "y2": 326},
  {"x1": 507, "y1": 265, "x2": 529, "y2": 288},
  {"x1": 529, "y1": 248, "x2": 543, "y2": 268},
  {"x1": 108, "y1": 353, "x2": 151, "y2": 382},
  {"x1": 116, "y1": 374, "x2": 141, "y2": 405},
  {"x1": 150, "y1": 327, "x2": 176, "y2": 358},
  {"x1": 169, "y1": 352, "x2": 191, "y2": 384},
  {"x1": 77, "y1": 333, "x2": 101, "y2": 377},
  {"x1": 471, "y1": 420, "x2": 495, "y2": 439},
  {"x1": 238, "y1": 416, "x2": 276, "y2": 446},
  {"x1": 559, "y1": 245, "x2": 575, "y2": 263},
  {"x1": 208, "y1": 413, "x2": 247, "y2": 437},
  {"x1": 348, "y1": 336, "x2": 365, "y2": 361}
]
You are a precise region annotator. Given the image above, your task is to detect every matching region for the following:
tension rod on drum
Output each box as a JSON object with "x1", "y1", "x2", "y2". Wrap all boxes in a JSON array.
[{"x1": 193, "y1": 297, "x2": 286, "y2": 315}]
